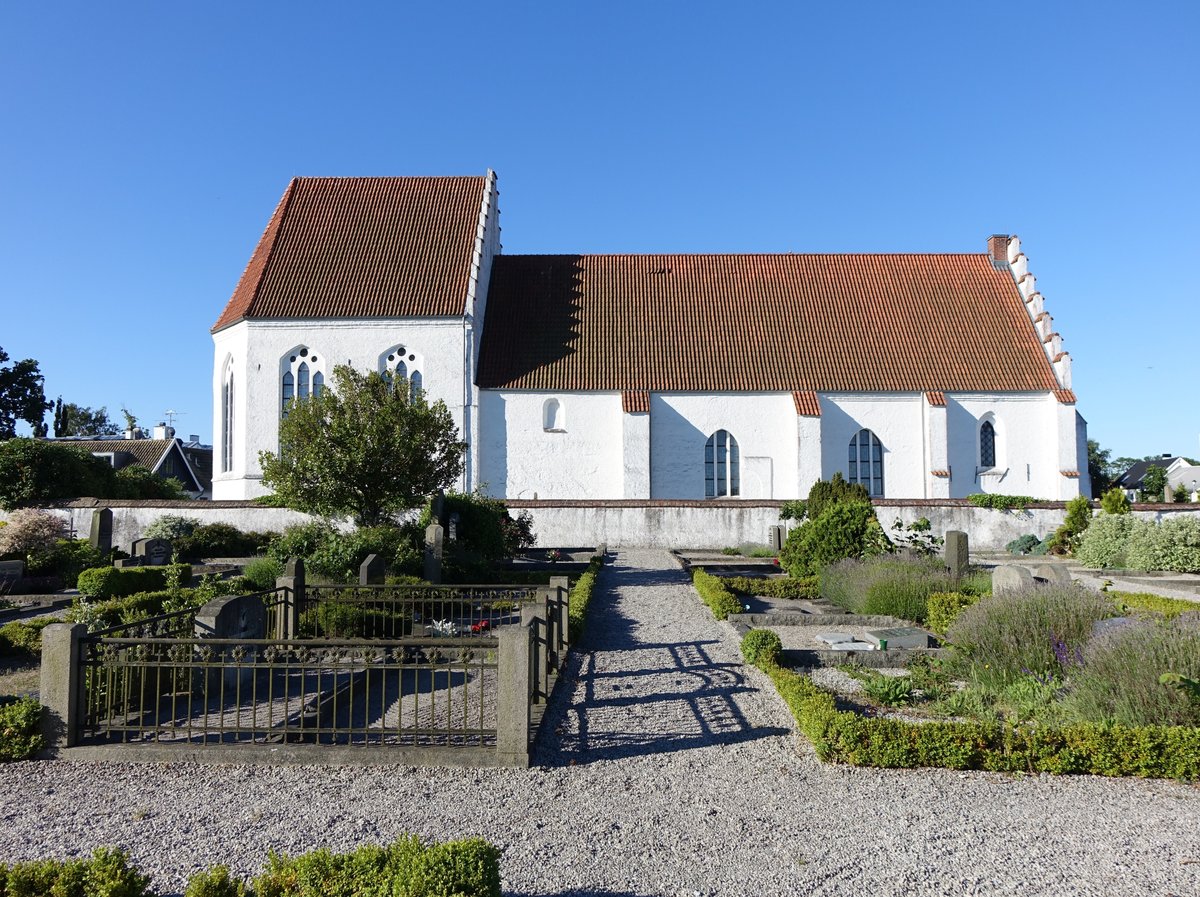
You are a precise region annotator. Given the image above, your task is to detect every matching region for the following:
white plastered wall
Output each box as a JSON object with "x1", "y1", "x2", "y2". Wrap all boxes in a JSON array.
[
  {"x1": 213, "y1": 318, "x2": 469, "y2": 499},
  {"x1": 945, "y1": 393, "x2": 1080, "y2": 499},
  {"x1": 819, "y1": 395, "x2": 926, "y2": 497},
  {"x1": 650, "y1": 393, "x2": 799, "y2": 499},
  {"x1": 477, "y1": 391, "x2": 624, "y2": 498}
]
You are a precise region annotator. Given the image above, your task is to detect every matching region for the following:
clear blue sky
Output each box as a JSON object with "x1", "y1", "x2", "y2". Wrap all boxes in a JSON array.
[{"x1": 2, "y1": 1, "x2": 1196, "y2": 462}]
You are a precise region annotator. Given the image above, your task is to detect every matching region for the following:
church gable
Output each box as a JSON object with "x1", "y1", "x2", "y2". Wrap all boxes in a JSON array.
[
  {"x1": 476, "y1": 251, "x2": 1062, "y2": 393},
  {"x1": 212, "y1": 175, "x2": 489, "y2": 331}
]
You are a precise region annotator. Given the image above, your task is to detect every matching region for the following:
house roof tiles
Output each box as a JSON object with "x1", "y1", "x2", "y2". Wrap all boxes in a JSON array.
[
  {"x1": 213, "y1": 176, "x2": 487, "y2": 331},
  {"x1": 476, "y1": 253, "x2": 1063, "y2": 393}
]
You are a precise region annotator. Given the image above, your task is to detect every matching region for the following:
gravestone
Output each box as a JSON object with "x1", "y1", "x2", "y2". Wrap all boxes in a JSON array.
[
  {"x1": 815, "y1": 632, "x2": 856, "y2": 646},
  {"x1": 1033, "y1": 564, "x2": 1072, "y2": 586},
  {"x1": 131, "y1": 537, "x2": 172, "y2": 566},
  {"x1": 114, "y1": 558, "x2": 142, "y2": 569},
  {"x1": 0, "y1": 560, "x2": 24, "y2": 586},
  {"x1": 768, "y1": 525, "x2": 785, "y2": 552},
  {"x1": 89, "y1": 508, "x2": 113, "y2": 557},
  {"x1": 424, "y1": 523, "x2": 444, "y2": 584},
  {"x1": 944, "y1": 530, "x2": 969, "y2": 581},
  {"x1": 359, "y1": 553, "x2": 386, "y2": 585},
  {"x1": 194, "y1": 594, "x2": 266, "y2": 692},
  {"x1": 829, "y1": 641, "x2": 875, "y2": 651},
  {"x1": 865, "y1": 627, "x2": 931, "y2": 650},
  {"x1": 992, "y1": 564, "x2": 1034, "y2": 595}
]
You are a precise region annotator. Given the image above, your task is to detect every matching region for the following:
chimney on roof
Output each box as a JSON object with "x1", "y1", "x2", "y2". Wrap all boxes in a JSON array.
[
  {"x1": 152, "y1": 422, "x2": 175, "y2": 440},
  {"x1": 988, "y1": 234, "x2": 1010, "y2": 268},
  {"x1": 189, "y1": 434, "x2": 199, "y2": 443}
]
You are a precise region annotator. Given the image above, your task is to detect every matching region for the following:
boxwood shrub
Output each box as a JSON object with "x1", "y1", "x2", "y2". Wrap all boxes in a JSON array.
[
  {"x1": 720, "y1": 575, "x2": 818, "y2": 600},
  {"x1": 0, "y1": 695, "x2": 45, "y2": 761},
  {"x1": 743, "y1": 640, "x2": 1200, "y2": 780},
  {"x1": 567, "y1": 554, "x2": 604, "y2": 643},
  {"x1": 76, "y1": 564, "x2": 192, "y2": 600},
  {"x1": 692, "y1": 569, "x2": 743, "y2": 620},
  {"x1": 0, "y1": 618, "x2": 56, "y2": 660}
]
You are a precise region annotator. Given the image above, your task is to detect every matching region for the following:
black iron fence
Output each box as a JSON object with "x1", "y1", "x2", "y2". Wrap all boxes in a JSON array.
[{"x1": 43, "y1": 567, "x2": 577, "y2": 766}]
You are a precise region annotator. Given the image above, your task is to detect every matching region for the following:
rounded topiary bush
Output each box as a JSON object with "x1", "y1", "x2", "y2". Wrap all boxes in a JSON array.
[
  {"x1": 1074, "y1": 512, "x2": 1136, "y2": 569},
  {"x1": 741, "y1": 628, "x2": 783, "y2": 666}
]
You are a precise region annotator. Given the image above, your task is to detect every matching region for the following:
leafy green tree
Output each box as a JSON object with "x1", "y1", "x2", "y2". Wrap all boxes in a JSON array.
[
  {"x1": 1141, "y1": 465, "x2": 1168, "y2": 502},
  {"x1": 51, "y1": 397, "x2": 121, "y2": 437},
  {"x1": 1087, "y1": 440, "x2": 1113, "y2": 496},
  {"x1": 0, "y1": 346, "x2": 51, "y2": 439},
  {"x1": 259, "y1": 366, "x2": 465, "y2": 526}
]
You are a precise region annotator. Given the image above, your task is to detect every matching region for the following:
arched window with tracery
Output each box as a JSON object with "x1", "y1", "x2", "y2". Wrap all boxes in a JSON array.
[
  {"x1": 281, "y1": 347, "x2": 324, "y2": 420},
  {"x1": 380, "y1": 344, "x2": 424, "y2": 402},
  {"x1": 705, "y1": 430, "x2": 740, "y2": 497},
  {"x1": 848, "y1": 428, "x2": 884, "y2": 497}
]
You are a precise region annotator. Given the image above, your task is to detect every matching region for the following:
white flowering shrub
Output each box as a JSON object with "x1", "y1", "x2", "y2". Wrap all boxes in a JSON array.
[
  {"x1": 1126, "y1": 515, "x2": 1200, "y2": 573},
  {"x1": 1074, "y1": 513, "x2": 1136, "y2": 569},
  {"x1": 0, "y1": 509, "x2": 68, "y2": 559}
]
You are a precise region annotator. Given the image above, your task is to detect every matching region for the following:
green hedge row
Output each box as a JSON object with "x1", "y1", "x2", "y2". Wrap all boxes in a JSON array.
[
  {"x1": 745, "y1": 635, "x2": 1200, "y2": 780},
  {"x1": 692, "y1": 569, "x2": 743, "y2": 620},
  {"x1": 719, "y1": 575, "x2": 818, "y2": 600},
  {"x1": 0, "y1": 837, "x2": 501, "y2": 896},
  {"x1": 568, "y1": 554, "x2": 604, "y2": 644},
  {"x1": 0, "y1": 619, "x2": 56, "y2": 661},
  {"x1": 1111, "y1": 591, "x2": 1200, "y2": 620},
  {"x1": 0, "y1": 696, "x2": 44, "y2": 762},
  {"x1": 76, "y1": 564, "x2": 192, "y2": 600}
]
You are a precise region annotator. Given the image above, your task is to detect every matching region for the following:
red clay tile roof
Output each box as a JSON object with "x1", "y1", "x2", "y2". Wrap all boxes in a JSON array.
[
  {"x1": 213, "y1": 176, "x2": 487, "y2": 331},
  {"x1": 1054, "y1": 389, "x2": 1077, "y2": 404},
  {"x1": 925, "y1": 391, "x2": 947, "y2": 406},
  {"x1": 622, "y1": 391, "x2": 650, "y2": 413},
  {"x1": 477, "y1": 254, "x2": 1063, "y2": 392},
  {"x1": 792, "y1": 391, "x2": 821, "y2": 416},
  {"x1": 1060, "y1": 470, "x2": 1080, "y2": 477},
  {"x1": 931, "y1": 469, "x2": 951, "y2": 477}
]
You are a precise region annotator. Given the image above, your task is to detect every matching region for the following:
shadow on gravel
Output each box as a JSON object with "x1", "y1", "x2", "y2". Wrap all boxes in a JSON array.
[
  {"x1": 535, "y1": 568, "x2": 788, "y2": 766},
  {"x1": 506, "y1": 891, "x2": 657, "y2": 897}
]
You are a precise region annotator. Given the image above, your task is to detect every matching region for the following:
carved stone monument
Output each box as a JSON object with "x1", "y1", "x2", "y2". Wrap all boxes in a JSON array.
[
  {"x1": 424, "y1": 523, "x2": 444, "y2": 584},
  {"x1": 944, "y1": 530, "x2": 969, "y2": 582},
  {"x1": 359, "y1": 553, "x2": 386, "y2": 585},
  {"x1": 88, "y1": 508, "x2": 113, "y2": 557}
]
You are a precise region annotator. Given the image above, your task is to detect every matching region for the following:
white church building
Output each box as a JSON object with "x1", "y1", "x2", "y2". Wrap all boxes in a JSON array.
[{"x1": 212, "y1": 172, "x2": 1089, "y2": 502}]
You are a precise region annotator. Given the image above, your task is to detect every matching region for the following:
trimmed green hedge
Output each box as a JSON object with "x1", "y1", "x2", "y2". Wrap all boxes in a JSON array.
[
  {"x1": 0, "y1": 837, "x2": 502, "y2": 896},
  {"x1": 746, "y1": 640, "x2": 1200, "y2": 780},
  {"x1": 719, "y1": 575, "x2": 818, "y2": 600},
  {"x1": 0, "y1": 696, "x2": 45, "y2": 762},
  {"x1": 1111, "y1": 591, "x2": 1200, "y2": 620},
  {"x1": 76, "y1": 564, "x2": 192, "y2": 600},
  {"x1": 692, "y1": 569, "x2": 744, "y2": 620},
  {"x1": 568, "y1": 554, "x2": 603, "y2": 643},
  {"x1": 0, "y1": 618, "x2": 56, "y2": 660}
]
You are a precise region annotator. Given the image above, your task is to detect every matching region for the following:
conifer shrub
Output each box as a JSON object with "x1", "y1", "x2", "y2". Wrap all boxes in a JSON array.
[
  {"x1": 780, "y1": 501, "x2": 890, "y2": 578},
  {"x1": 1100, "y1": 486, "x2": 1132, "y2": 515},
  {"x1": 1047, "y1": 495, "x2": 1093, "y2": 555}
]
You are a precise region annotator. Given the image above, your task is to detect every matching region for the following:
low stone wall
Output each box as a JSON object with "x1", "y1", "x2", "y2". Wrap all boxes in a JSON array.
[{"x1": 4, "y1": 498, "x2": 1200, "y2": 552}]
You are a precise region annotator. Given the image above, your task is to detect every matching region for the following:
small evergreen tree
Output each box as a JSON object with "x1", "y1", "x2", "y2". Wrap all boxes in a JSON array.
[{"x1": 1099, "y1": 486, "x2": 1132, "y2": 514}]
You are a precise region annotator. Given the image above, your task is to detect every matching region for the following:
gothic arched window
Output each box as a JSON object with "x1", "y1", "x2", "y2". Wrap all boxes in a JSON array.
[
  {"x1": 980, "y1": 421, "x2": 996, "y2": 468},
  {"x1": 848, "y1": 428, "x2": 884, "y2": 497},
  {"x1": 705, "y1": 430, "x2": 740, "y2": 497},
  {"x1": 221, "y1": 368, "x2": 234, "y2": 473}
]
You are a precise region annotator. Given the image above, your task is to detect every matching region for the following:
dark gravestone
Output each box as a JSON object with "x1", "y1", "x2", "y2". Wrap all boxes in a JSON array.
[
  {"x1": 359, "y1": 553, "x2": 386, "y2": 585},
  {"x1": 194, "y1": 594, "x2": 266, "y2": 692},
  {"x1": 0, "y1": 560, "x2": 24, "y2": 586},
  {"x1": 89, "y1": 508, "x2": 113, "y2": 557},
  {"x1": 944, "y1": 530, "x2": 969, "y2": 581},
  {"x1": 424, "y1": 523, "x2": 444, "y2": 585},
  {"x1": 131, "y1": 538, "x2": 172, "y2": 566}
]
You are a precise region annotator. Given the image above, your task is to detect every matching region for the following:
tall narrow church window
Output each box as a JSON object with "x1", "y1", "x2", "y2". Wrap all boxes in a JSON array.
[
  {"x1": 980, "y1": 421, "x2": 996, "y2": 468},
  {"x1": 221, "y1": 371, "x2": 234, "y2": 473},
  {"x1": 705, "y1": 430, "x2": 740, "y2": 497},
  {"x1": 410, "y1": 370, "x2": 422, "y2": 399},
  {"x1": 297, "y1": 363, "x2": 310, "y2": 400},
  {"x1": 281, "y1": 371, "x2": 294, "y2": 418},
  {"x1": 312, "y1": 371, "x2": 324, "y2": 397},
  {"x1": 848, "y1": 429, "x2": 884, "y2": 497}
]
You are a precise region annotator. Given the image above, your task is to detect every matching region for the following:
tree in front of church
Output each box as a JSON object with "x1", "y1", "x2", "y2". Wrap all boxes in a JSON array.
[{"x1": 258, "y1": 366, "x2": 466, "y2": 526}]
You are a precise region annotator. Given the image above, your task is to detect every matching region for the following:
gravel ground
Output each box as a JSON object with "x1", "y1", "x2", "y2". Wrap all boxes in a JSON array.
[{"x1": 2, "y1": 549, "x2": 1199, "y2": 896}]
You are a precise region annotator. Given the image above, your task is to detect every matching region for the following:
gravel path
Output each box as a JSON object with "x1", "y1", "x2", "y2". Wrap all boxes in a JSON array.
[{"x1": 2, "y1": 549, "x2": 1199, "y2": 896}]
